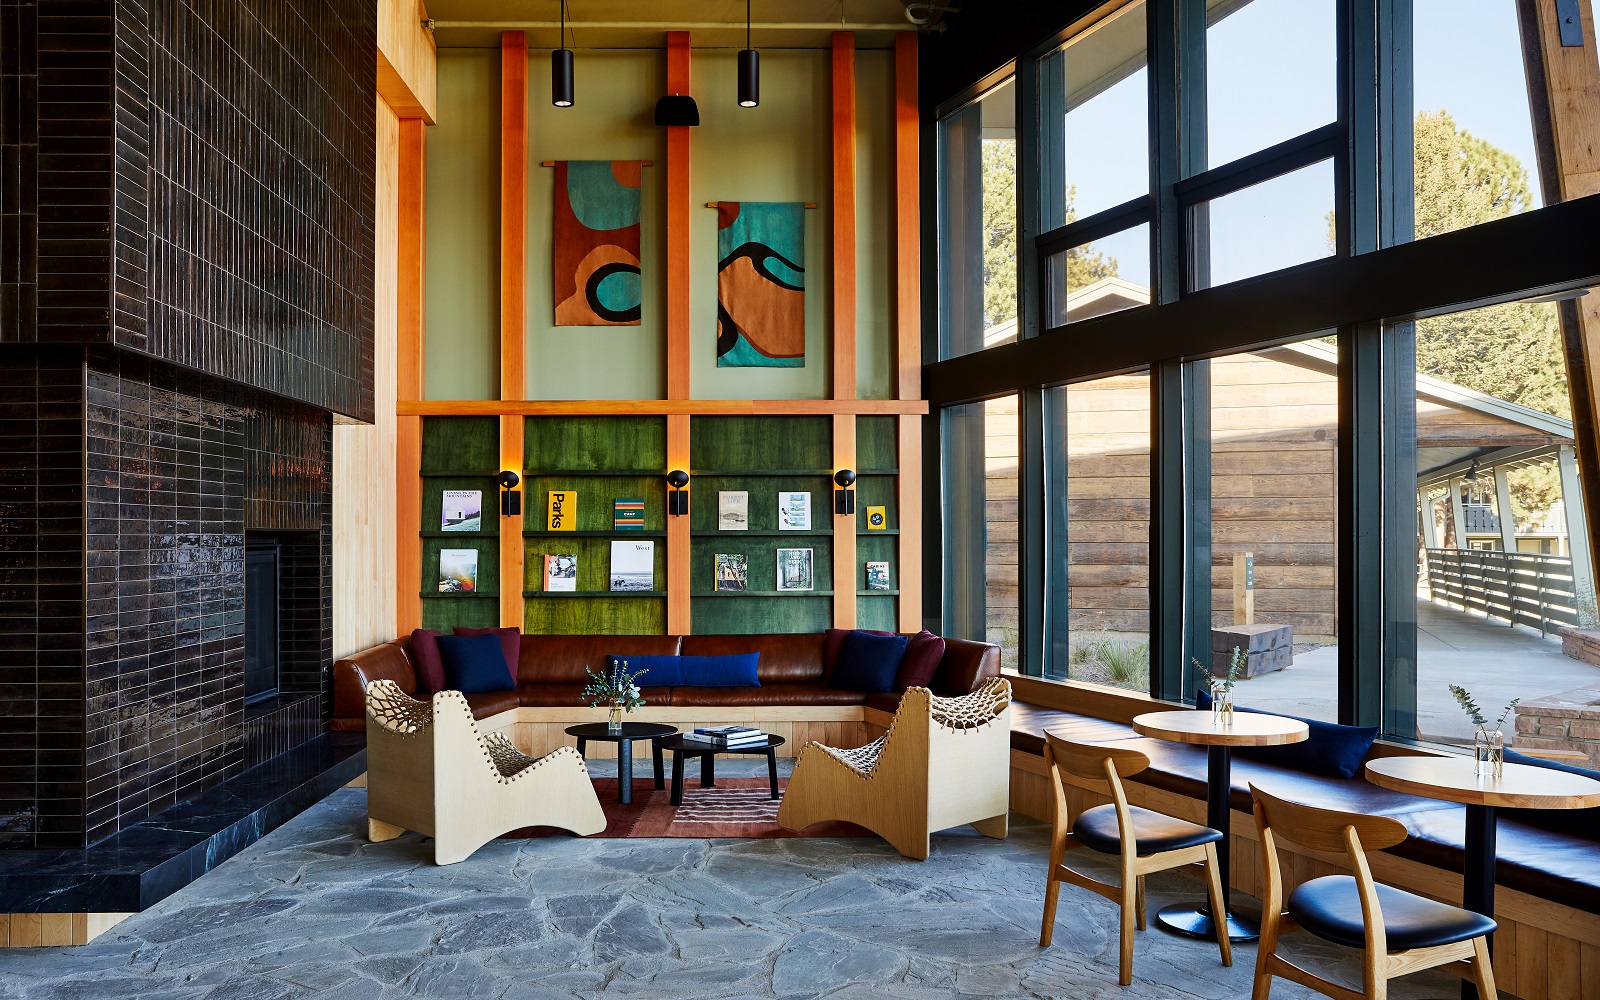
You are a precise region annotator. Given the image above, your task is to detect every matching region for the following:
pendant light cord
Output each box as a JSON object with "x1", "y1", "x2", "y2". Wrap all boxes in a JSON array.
[
  {"x1": 747, "y1": 0, "x2": 751, "y2": 50},
  {"x1": 561, "y1": 0, "x2": 567, "y2": 49}
]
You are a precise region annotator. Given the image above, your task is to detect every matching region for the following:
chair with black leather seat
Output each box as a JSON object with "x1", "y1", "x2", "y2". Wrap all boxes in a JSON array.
[
  {"x1": 1039, "y1": 732, "x2": 1231, "y2": 985},
  {"x1": 1250, "y1": 784, "x2": 1498, "y2": 1000}
]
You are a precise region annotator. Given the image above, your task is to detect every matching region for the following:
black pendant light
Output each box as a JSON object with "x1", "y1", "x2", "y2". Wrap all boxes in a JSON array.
[
  {"x1": 552, "y1": 0, "x2": 574, "y2": 107},
  {"x1": 738, "y1": 0, "x2": 759, "y2": 108}
]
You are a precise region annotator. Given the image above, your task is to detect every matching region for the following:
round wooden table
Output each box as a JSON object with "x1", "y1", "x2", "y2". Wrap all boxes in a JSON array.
[
  {"x1": 1366, "y1": 755, "x2": 1600, "y2": 1000},
  {"x1": 1132, "y1": 709, "x2": 1310, "y2": 942},
  {"x1": 566, "y1": 722, "x2": 678, "y2": 804}
]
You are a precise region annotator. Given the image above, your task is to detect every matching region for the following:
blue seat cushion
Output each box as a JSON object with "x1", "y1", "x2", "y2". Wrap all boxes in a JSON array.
[
  {"x1": 606, "y1": 653, "x2": 761, "y2": 687},
  {"x1": 436, "y1": 633, "x2": 516, "y2": 694},
  {"x1": 606, "y1": 653, "x2": 684, "y2": 687},
  {"x1": 1071, "y1": 803, "x2": 1223, "y2": 857},
  {"x1": 1197, "y1": 690, "x2": 1377, "y2": 778},
  {"x1": 1288, "y1": 876, "x2": 1496, "y2": 950},
  {"x1": 1501, "y1": 749, "x2": 1600, "y2": 835},
  {"x1": 830, "y1": 631, "x2": 908, "y2": 694}
]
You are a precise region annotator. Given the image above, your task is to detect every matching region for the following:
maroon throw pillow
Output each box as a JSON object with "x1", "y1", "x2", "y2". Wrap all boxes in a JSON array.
[
  {"x1": 454, "y1": 626, "x2": 522, "y2": 680},
  {"x1": 895, "y1": 630, "x2": 946, "y2": 691},
  {"x1": 823, "y1": 627, "x2": 896, "y2": 684},
  {"x1": 409, "y1": 629, "x2": 446, "y2": 694}
]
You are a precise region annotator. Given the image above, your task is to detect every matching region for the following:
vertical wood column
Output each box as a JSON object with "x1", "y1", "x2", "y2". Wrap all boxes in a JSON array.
[
  {"x1": 665, "y1": 33, "x2": 693, "y2": 633},
  {"x1": 893, "y1": 32, "x2": 923, "y2": 633},
  {"x1": 396, "y1": 116, "x2": 427, "y2": 634},
  {"x1": 500, "y1": 32, "x2": 529, "y2": 628},
  {"x1": 832, "y1": 32, "x2": 857, "y2": 400},
  {"x1": 833, "y1": 415, "x2": 857, "y2": 628}
]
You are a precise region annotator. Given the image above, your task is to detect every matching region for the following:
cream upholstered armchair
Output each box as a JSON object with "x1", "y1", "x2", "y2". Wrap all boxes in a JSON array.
[
  {"x1": 776, "y1": 677, "x2": 1012, "y2": 860},
  {"x1": 364, "y1": 680, "x2": 606, "y2": 864}
]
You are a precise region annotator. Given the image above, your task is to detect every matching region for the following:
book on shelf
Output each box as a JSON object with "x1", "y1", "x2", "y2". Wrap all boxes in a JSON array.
[
  {"x1": 865, "y1": 561, "x2": 891, "y2": 591},
  {"x1": 776, "y1": 547, "x2": 814, "y2": 591},
  {"x1": 441, "y1": 490, "x2": 482, "y2": 532},
  {"x1": 438, "y1": 548, "x2": 479, "y2": 593},
  {"x1": 865, "y1": 505, "x2": 887, "y2": 530},
  {"x1": 613, "y1": 497, "x2": 645, "y2": 530},
  {"x1": 714, "y1": 553, "x2": 748, "y2": 592},
  {"x1": 777, "y1": 491, "x2": 811, "y2": 531},
  {"x1": 717, "y1": 491, "x2": 749, "y2": 530},
  {"x1": 610, "y1": 540, "x2": 655, "y2": 592},
  {"x1": 547, "y1": 490, "x2": 577, "y2": 531},
  {"x1": 544, "y1": 553, "x2": 577, "y2": 592}
]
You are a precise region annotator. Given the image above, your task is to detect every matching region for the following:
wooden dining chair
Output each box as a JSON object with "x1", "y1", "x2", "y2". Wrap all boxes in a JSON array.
[
  {"x1": 1250, "y1": 784, "x2": 1498, "y2": 1000},
  {"x1": 1039, "y1": 732, "x2": 1231, "y2": 985}
]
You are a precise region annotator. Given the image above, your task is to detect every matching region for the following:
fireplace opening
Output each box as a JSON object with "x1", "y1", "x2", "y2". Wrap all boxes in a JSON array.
[{"x1": 244, "y1": 541, "x2": 282, "y2": 702}]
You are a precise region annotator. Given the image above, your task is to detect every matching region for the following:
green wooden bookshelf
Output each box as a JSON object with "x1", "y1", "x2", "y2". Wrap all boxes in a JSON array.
[{"x1": 418, "y1": 418, "x2": 500, "y2": 632}]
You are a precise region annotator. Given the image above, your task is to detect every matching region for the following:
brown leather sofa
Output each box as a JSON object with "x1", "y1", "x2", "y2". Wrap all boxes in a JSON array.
[{"x1": 332, "y1": 631, "x2": 1001, "y2": 731}]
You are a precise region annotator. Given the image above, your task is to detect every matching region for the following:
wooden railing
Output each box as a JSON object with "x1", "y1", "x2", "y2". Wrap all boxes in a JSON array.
[{"x1": 1422, "y1": 547, "x2": 1580, "y2": 635}]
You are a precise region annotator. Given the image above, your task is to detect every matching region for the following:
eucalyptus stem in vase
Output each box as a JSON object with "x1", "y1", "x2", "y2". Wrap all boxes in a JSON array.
[
  {"x1": 1192, "y1": 646, "x2": 1245, "y2": 725},
  {"x1": 583, "y1": 661, "x2": 649, "y2": 733},
  {"x1": 1449, "y1": 684, "x2": 1518, "y2": 777}
]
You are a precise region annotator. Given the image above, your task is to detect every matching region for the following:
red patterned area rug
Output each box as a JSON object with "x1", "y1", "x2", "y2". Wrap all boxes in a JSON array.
[{"x1": 509, "y1": 778, "x2": 870, "y2": 839}]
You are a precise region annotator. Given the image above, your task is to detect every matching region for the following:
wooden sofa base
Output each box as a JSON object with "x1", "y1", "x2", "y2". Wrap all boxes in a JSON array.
[{"x1": 1, "y1": 912, "x2": 131, "y2": 948}]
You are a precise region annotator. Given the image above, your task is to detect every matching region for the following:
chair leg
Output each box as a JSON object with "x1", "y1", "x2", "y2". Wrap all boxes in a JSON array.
[
  {"x1": 1039, "y1": 871, "x2": 1063, "y2": 947},
  {"x1": 1118, "y1": 876, "x2": 1137, "y2": 985},
  {"x1": 1202, "y1": 843, "x2": 1233, "y2": 968},
  {"x1": 1135, "y1": 875, "x2": 1146, "y2": 931},
  {"x1": 1470, "y1": 936, "x2": 1498, "y2": 999},
  {"x1": 368, "y1": 817, "x2": 405, "y2": 843}
]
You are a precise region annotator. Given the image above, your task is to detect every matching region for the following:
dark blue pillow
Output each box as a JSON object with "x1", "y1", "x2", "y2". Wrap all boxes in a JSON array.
[
  {"x1": 1502, "y1": 749, "x2": 1600, "y2": 835},
  {"x1": 1197, "y1": 689, "x2": 1377, "y2": 779},
  {"x1": 831, "y1": 631, "x2": 908, "y2": 694},
  {"x1": 436, "y1": 634, "x2": 515, "y2": 694},
  {"x1": 679, "y1": 653, "x2": 760, "y2": 687},
  {"x1": 606, "y1": 654, "x2": 683, "y2": 687}
]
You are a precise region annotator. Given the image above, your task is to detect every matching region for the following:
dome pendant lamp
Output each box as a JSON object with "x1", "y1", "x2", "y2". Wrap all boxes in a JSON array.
[
  {"x1": 552, "y1": 0, "x2": 574, "y2": 107},
  {"x1": 738, "y1": 0, "x2": 759, "y2": 108}
]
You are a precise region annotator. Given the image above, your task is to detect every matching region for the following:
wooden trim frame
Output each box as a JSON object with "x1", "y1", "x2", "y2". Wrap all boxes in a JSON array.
[
  {"x1": 399, "y1": 399, "x2": 929, "y2": 416},
  {"x1": 893, "y1": 31, "x2": 921, "y2": 400},
  {"x1": 833, "y1": 413, "x2": 856, "y2": 627},
  {"x1": 666, "y1": 414, "x2": 691, "y2": 633},
  {"x1": 666, "y1": 32, "x2": 692, "y2": 401},
  {"x1": 500, "y1": 31, "x2": 528, "y2": 402},
  {"x1": 499, "y1": 415, "x2": 524, "y2": 627},
  {"x1": 832, "y1": 32, "x2": 858, "y2": 400},
  {"x1": 395, "y1": 117, "x2": 427, "y2": 634}
]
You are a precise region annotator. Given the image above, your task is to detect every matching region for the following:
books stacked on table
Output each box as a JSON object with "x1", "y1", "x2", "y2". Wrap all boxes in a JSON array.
[{"x1": 681, "y1": 725, "x2": 768, "y2": 749}]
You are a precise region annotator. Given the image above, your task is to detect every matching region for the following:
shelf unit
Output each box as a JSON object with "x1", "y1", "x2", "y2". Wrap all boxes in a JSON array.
[
  {"x1": 854, "y1": 415, "x2": 900, "y2": 631},
  {"x1": 418, "y1": 417, "x2": 501, "y2": 631}
]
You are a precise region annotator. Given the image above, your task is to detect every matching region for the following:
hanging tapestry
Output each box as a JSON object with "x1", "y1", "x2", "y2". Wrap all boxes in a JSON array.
[
  {"x1": 553, "y1": 160, "x2": 644, "y2": 326},
  {"x1": 715, "y1": 201, "x2": 805, "y2": 367}
]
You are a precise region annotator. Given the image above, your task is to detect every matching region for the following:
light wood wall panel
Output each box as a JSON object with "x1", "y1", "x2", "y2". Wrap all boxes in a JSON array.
[
  {"x1": 396, "y1": 116, "x2": 428, "y2": 634},
  {"x1": 378, "y1": 0, "x2": 438, "y2": 122}
]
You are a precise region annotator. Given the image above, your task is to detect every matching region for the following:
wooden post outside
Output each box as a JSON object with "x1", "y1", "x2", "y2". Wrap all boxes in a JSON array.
[
  {"x1": 1559, "y1": 445, "x2": 1597, "y2": 610},
  {"x1": 1232, "y1": 552, "x2": 1254, "y2": 625},
  {"x1": 1449, "y1": 478, "x2": 1469, "y2": 550},
  {"x1": 832, "y1": 32, "x2": 857, "y2": 401},
  {"x1": 500, "y1": 31, "x2": 529, "y2": 629},
  {"x1": 395, "y1": 116, "x2": 427, "y2": 635},
  {"x1": 833, "y1": 414, "x2": 857, "y2": 628},
  {"x1": 1420, "y1": 488, "x2": 1440, "y2": 549},
  {"x1": 1492, "y1": 465, "x2": 1520, "y2": 554}
]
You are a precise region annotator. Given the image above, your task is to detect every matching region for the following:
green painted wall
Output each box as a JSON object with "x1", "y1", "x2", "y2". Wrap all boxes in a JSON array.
[{"x1": 425, "y1": 49, "x2": 501, "y2": 401}]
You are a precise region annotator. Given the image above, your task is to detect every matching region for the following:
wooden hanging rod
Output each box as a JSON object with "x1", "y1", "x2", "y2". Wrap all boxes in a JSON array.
[
  {"x1": 706, "y1": 201, "x2": 819, "y2": 209},
  {"x1": 540, "y1": 160, "x2": 654, "y2": 167}
]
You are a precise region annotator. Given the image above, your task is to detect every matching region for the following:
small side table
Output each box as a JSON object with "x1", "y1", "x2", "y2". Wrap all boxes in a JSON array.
[
  {"x1": 565, "y1": 722, "x2": 678, "y2": 805},
  {"x1": 655, "y1": 734, "x2": 787, "y2": 805}
]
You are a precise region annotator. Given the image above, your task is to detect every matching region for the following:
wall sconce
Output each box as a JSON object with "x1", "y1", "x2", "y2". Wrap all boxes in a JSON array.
[
  {"x1": 833, "y1": 469, "x2": 856, "y2": 516},
  {"x1": 498, "y1": 470, "x2": 521, "y2": 517},
  {"x1": 666, "y1": 470, "x2": 690, "y2": 516}
]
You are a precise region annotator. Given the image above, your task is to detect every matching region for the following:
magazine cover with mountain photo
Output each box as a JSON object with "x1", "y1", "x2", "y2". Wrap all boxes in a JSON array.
[
  {"x1": 441, "y1": 490, "x2": 481, "y2": 532},
  {"x1": 610, "y1": 540, "x2": 655, "y2": 591},
  {"x1": 717, "y1": 491, "x2": 749, "y2": 530}
]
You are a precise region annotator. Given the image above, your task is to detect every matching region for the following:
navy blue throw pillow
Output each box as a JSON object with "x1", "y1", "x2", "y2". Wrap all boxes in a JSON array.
[
  {"x1": 436, "y1": 633, "x2": 516, "y2": 694},
  {"x1": 1197, "y1": 689, "x2": 1377, "y2": 779},
  {"x1": 606, "y1": 654, "x2": 684, "y2": 687},
  {"x1": 1502, "y1": 749, "x2": 1600, "y2": 835},
  {"x1": 831, "y1": 631, "x2": 909, "y2": 694}
]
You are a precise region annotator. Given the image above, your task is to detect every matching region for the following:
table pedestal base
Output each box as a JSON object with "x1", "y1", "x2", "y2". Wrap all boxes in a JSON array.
[{"x1": 1155, "y1": 903, "x2": 1259, "y2": 942}]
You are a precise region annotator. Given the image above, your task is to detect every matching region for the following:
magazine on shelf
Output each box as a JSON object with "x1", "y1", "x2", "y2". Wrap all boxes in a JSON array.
[
  {"x1": 714, "y1": 553, "x2": 749, "y2": 592},
  {"x1": 865, "y1": 561, "x2": 891, "y2": 591},
  {"x1": 438, "y1": 548, "x2": 478, "y2": 593},
  {"x1": 777, "y1": 491, "x2": 811, "y2": 531},
  {"x1": 613, "y1": 497, "x2": 645, "y2": 530},
  {"x1": 776, "y1": 548, "x2": 814, "y2": 591},
  {"x1": 610, "y1": 540, "x2": 655, "y2": 591},
  {"x1": 440, "y1": 490, "x2": 482, "y2": 532},
  {"x1": 717, "y1": 491, "x2": 749, "y2": 530},
  {"x1": 544, "y1": 553, "x2": 578, "y2": 592},
  {"x1": 865, "y1": 505, "x2": 887, "y2": 530},
  {"x1": 547, "y1": 490, "x2": 578, "y2": 531}
]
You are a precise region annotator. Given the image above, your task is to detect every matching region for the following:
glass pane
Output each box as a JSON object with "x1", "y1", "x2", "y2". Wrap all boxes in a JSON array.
[
  {"x1": 1389, "y1": 293, "x2": 1598, "y2": 752},
  {"x1": 1412, "y1": 0, "x2": 1544, "y2": 242},
  {"x1": 1198, "y1": 158, "x2": 1336, "y2": 288},
  {"x1": 1206, "y1": 0, "x2": 1336, "y2": 168},
  {"x1": 1196, "y1": 342, "x2": 1339, "y2": 721},
  {"x1": 941, "y1": 396, "x2": 1021, "y2": 671},
  {"x1": 1045, "y1": 374, "x2": 1151, "y2": 690},
  {"x1": 1044, "y1": 224, "x2": 1151, "y2": 327},
  {"x1": 1039, "y1": 0, "x2": 1149, "y2": 227},
  {"x1": 937, "y1": 81, "x2": 1018, "y2": 358}
]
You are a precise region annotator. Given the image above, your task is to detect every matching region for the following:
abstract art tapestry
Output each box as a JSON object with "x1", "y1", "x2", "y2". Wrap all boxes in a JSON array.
[
  {"x1": 715, "y1": 201, "x2": 805, "y2": 367},
  {"x1": 554, "y1": 160, "x2": 644, "y2": 326}
]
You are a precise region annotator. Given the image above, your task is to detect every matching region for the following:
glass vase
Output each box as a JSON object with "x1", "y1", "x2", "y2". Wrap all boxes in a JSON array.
[
  {"x1": 1474, "y1": 727, "x2": 1504, "y2": 777},
  {"x1": 1210, "y1": 679, "x2": 1235, "y2": 726},
  {"x1": 608, "y1": 703, "x2": 624, "y2": 734}
]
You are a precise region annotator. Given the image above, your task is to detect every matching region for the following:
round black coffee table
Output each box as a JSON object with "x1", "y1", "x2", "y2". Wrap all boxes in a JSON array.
[
  {"x1": 656, "y1": 734, "x2": 787, "y2": 805},
  {"x1": 565, "y1": 722, "x2": 678, "y2": 804}
]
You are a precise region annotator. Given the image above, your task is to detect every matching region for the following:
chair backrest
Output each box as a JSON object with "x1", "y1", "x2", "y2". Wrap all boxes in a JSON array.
[
  {"x1": 1251, "y1": 784, "x2": 1408, "y2": 854},
  {"x1": 928, "y1": 676, "x2": 1012, "y2": 731},
  {"x1": 1043, "y1": 732, "x2": 1150, "y2": 793}
]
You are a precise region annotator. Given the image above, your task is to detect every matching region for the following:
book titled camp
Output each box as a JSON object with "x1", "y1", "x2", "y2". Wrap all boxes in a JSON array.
[
  {"x1": 547, "y1": 490, "x2": 577, "y2": 531},
  {"x1": 613, "y1": 497, "x2": 645, "y2": 530}
]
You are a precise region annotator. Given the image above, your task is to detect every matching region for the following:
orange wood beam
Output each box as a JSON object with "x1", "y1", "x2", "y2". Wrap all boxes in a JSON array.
[
  {"x1": 398, "y1": 399, "x2": 929, "y2": 416},
  {"x1": 832, "y1": 32, "x2": 858, "y2": 401},
  {"x1": 500, "y1": 32, "x2": 528, "y2": 628},
  {"x1": 832, "y1": 414, "x2": 857, "y2": 628},
  {"x1": 500, "y1": 414, "x2": 525, "y2": 628},
  {"x1": 666, "y1": 32, "x2": 693, "y2": 401},
  {"x1": 893, "y1": 31, "x2": 921, "y2": 401},
  {"x1": 396, "y1": 116, "x2": 427, "y2": 634},
  {"x1": 896, "y1": 413, "x2": 923, "y2": 632},
  {"x1": 667, "y1": 413, "x2": 691, "y2": 633}
]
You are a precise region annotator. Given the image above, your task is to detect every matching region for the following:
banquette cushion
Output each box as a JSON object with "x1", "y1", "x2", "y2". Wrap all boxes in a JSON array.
[
  {"x1": 896, "y1": 631, "x2": 946, "y2": 690},
  {"x1": 409, "y1": 629, "x2": 446, "y2": 693},
  {"x1": 830, "y1": 631, "x2": 908, "y2": 694},
  {"x1": 436, "y1": 633, "x2": 516, "y2": 694},
  {"x1": 453, "y1": 626, "x2": 522, "y2": 678},
  {"x1": 605, "y1": 653, "x2": 762, "y2": 688},
  {"x1": 1197, "y1": 690, "x2": 1378, "y2": 778}
]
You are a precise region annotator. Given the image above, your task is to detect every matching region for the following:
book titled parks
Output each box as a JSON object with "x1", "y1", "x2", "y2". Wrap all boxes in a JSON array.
[
  {"x1": 613, "y1": 497, "x2": 645, "y2": 530},
  {"x1": 440, "y1": 490, "x2": 482, "y2": 532},
  {"x1": 717, "y1": 491, "x2": 749, "y2": 530},
  {"x1": 776, "y1": 548, "x2": 814, "y2": 591},
  {"x1": 547, "y1": 490, "x2": 577, "y2": 531},
  {"x1": 437, "y1": 548, "x2": 478, "y2": 593},
  {"x1": 777, "y1": 491, "x2": 811, "y2": 531},
  {"x1": 610, "y1": 540, "x2": 655, "y2": 592},
  {"x1": 865, "y1": 505, "x2": 887, "y2": 531},
  {"x1": 544, "y1": 553, "x2": 578, "y2": 592},
  {"x1": 714, "y1": 553, "x2": 749, "y2": 592},
  {"x1": 866, "y1": 561, "x2": 891, "y2": 591}
]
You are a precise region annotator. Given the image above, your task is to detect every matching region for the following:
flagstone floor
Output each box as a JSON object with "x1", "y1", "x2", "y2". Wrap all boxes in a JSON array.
[{"x1": 0, "y1": 759, "x2": 1462, "y2": 1000}]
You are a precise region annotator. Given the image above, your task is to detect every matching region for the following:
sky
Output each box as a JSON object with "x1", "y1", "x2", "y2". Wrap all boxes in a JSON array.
[{"x1": 1047, "y1": 0, "x2": 1544, "y2": 292}]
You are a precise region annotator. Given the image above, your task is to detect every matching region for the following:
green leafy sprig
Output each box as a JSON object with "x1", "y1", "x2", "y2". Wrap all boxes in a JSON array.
[
  {"x1": 1191, "y1": 645, "x2": 1245, "y2": 693},
  {"x1": 1449, "y1": 684, "x2": 1519, "y2": 731},
  {"x1": 583, "y1": 661, "x2": 649, "y2": 711}
]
